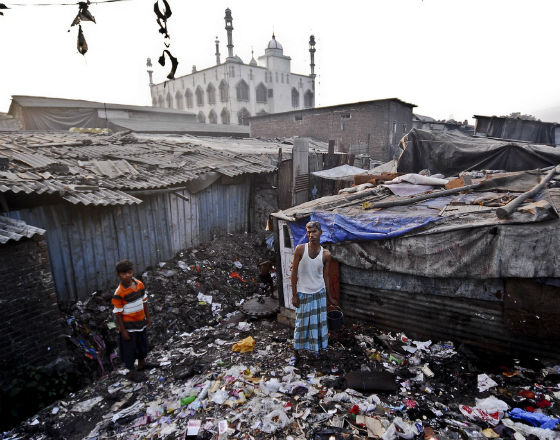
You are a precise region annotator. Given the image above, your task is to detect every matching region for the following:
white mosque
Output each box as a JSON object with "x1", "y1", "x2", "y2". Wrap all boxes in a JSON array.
[{"x1": 147, "y1": 8, "x2": 316, "y2": 125}]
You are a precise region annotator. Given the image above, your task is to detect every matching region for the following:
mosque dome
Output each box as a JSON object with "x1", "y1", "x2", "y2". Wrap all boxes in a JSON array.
[
  {"x1": 226, "y1": 54, "x2": 244, "y2": 64},
  {"x1": 267, "y1": 34, "x2": 283, "y2": 50}
]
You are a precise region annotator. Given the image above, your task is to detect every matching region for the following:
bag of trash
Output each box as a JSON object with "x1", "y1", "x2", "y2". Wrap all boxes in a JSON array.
[
  {"x1": 261, "y1": 409, "x2": 290, "y2": 433},
  {"x1": 382, "y1": 417, "x2": 419, "y2": 440}
]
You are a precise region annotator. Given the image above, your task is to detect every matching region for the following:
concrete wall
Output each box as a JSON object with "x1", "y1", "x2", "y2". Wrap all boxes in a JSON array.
[
  {"x1": 249, "y1": 101, "x2": 414, "y2": 161},
  {"x1": 0, "y1": 235, "x2": 66, "y2": 367}
]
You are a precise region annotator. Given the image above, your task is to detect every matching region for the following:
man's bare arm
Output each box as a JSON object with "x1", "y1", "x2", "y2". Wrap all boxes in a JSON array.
[{"x1": 291, "y1": 245, "x2": 303, "y2": 307}]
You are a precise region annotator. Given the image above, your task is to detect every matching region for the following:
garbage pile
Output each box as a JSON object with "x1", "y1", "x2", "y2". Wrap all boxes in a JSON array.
[
  {"x1": 58, "y1": 232, "x2": 276, "y2": 380},
  {"x1": 3, "y1": 232, "x2": 560, "y2": 439},
  {"x1": 5, "y1": 316, "x2": 560, "y2": 439}
]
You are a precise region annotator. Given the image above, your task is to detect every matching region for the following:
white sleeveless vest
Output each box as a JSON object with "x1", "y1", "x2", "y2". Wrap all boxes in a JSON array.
[{"x1": 297, "y1": 244, "x2": 326, "y2": 293}]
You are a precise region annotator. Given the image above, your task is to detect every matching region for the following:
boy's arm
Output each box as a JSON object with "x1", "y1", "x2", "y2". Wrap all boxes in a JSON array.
[
  {"x1": 143, "y1": 302, "x2": 151, "y2": 327},
  {"x1": 115, "y1": 313, "x2": 130, "y2": 340}
]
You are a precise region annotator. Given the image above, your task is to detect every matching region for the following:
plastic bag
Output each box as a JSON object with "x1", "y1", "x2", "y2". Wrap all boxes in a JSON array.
[{"x1": 232, "y1": 336, "x2": 255, "y2": 353}]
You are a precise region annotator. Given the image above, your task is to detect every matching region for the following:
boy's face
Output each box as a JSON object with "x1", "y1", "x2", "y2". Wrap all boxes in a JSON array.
[{"x1": 118, "y1": 269, "x2": 134, "y2": 286}]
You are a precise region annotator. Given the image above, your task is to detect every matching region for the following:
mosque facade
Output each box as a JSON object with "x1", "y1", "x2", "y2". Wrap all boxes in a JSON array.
[{"x1": 147, "y1": 9, "x2": 317, "y2": 126}]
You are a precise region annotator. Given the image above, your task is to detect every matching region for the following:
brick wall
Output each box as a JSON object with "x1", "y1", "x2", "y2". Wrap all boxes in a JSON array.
[
  {"x1": 250, "y1": 100, "x2": 414, "y2": 162},
  {"x1": 0, "y1": 235, "x2": 67, "y2": 367}
]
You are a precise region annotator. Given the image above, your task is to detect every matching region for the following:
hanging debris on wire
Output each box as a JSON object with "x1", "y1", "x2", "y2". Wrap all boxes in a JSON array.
[
  {"x1": 153, "y1": 0, "x2": 171, "y2": 41},
  {"x1": 0, "y1": 3, "x2": 9, "y2": 16},
  {"x1": 70, "y1": 1, "x2": 96, "y2": 56},
  {"x1": 158, "y1": 49, "x2": 179, "y2": 80},
  {"x1": 71, "y1": 1, "x2": 96, "y2": 26},
  {"x1": 77, "y1": 24, "x2": 88, "y2": 55},
  {"x1": 153, "y1": 0, "x2": 178, "y2": 81}
]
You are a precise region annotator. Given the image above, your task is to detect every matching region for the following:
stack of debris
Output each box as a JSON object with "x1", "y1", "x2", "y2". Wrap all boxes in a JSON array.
[
  {"x1": 5, "y1": 318, "x2": 559, "y2": 439},
  {"x1": 3, "y1": 237, "x2": 560, "y2": 439}
]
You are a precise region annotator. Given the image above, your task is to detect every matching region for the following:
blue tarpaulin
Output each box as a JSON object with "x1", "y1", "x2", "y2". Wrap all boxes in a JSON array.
[{"x1": 288, "y1": 211, "x2": 439, "y2": 248}]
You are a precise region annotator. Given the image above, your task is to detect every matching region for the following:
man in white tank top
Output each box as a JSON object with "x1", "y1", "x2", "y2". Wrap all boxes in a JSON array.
[{"x1": 290, "y1": 221, "x2": 333, "y2": 364}]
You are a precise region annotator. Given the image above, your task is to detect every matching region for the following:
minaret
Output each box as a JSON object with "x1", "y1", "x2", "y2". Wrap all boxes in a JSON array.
[
  {"x1": 224, "y1": 8, "x2": 234, "y2": 59},
  {"x1": 146, "y1": 57, "x2": 154, "y2": 86},
  {"x1": 309, "y1": 35, "x2": 316, "y2": 90},
  {"x1": 215, "y1": 37, "x2": 221, "y2": 65}
]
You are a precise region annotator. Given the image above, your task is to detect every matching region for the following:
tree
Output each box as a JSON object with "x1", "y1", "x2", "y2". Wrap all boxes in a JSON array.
[{"x1": 503, "y1": 112, "x2": 540, "y2": 121}]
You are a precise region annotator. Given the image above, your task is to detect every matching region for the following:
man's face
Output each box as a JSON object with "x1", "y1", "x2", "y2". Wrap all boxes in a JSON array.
[
  {"x1": 118, "y1": 269, "x2": 134, "y2": 286},
  {"x1": 306, "y1": 227, "x2": 321, "y2": 244}
]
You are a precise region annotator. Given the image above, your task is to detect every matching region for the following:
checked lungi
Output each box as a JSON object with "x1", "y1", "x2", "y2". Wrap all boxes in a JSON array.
[{"x1": 293, "y1": 288, "x2": 328, "y2": 353}]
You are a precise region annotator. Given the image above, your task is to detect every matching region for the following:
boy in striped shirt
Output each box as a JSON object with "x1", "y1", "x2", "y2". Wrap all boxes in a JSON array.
[{"x1": 112, "y1": 259, "x2": 152, "y2": 372}]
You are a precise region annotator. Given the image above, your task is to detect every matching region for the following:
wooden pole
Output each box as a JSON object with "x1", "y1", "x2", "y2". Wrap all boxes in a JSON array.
[
  {"x1": 365, "y1": 183, "x2": 482, "y2": 210},
  {"x1": 496, "y1": 166, "x2": 559, "y2": 219}
]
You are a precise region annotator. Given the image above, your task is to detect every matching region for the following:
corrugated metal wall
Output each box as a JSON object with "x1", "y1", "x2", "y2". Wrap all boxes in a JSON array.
[
  {"x1": 340, "y1": 266, "x2": 560, "y2": 359},
  {"x1": 7, "y1": 178, "x2": 250, "y2": 302}
]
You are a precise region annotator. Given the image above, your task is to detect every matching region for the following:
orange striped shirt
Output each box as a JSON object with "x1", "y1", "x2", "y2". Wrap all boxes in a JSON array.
[{"x1": 112, "y1": 279, "x2": 148, "y2": 332}]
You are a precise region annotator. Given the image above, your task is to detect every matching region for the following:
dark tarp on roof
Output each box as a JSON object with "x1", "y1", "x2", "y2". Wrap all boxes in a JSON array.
[
  {"x1": 475, "y1": 115, "x2": 558, "y2": 146},
  {"x1": 397, "y1": 129, "x2": 560, "y2": 175}
]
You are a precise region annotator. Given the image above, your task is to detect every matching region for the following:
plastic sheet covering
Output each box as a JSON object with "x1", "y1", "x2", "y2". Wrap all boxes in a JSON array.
[
  {"x1": 397, "y1": 129, "x2": 560, "y2": 175},
  {"x1": 311, "y1": 164, "x2": 368, "y2": 181},
  {"x1": 288, "y1": 209, "x2": 439, "y2": 247},
  {"x1": 330, "y1": 219, "x2": 560, "y2": 279},
  {"x1": 22, "y1": 107, "x2": 101, "y2": 130},
  {"x1": 476, "y1": 116, "x2": 558, "y2": 146}
]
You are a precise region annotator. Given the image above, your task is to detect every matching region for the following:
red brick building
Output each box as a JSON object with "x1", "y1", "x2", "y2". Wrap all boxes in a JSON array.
[{"x1": 249, "y1": 98, "x2": 416, "y2": 161}]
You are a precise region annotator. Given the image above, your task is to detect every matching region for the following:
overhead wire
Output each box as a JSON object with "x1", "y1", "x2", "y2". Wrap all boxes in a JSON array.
[{"x1": 4, "y1": 0, "x2": 133, "y2": 6}]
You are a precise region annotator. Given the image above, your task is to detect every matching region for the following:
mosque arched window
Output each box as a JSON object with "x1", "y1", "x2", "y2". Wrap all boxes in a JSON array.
[
  {"x1": 166, "y1": 92, "x2": 172, "y2": 108},
  {"x1": 221, "y1": 108, "x2": 230, "y2": 125},
  {"x1": 236, "y1": 80, "x2": 249, "y2": 102},
  {"x1": 304, "y1": 90, "x2": 314, "y2": 108},
  {"x1": 291, "y1": 88, "x2": 299, "y2": 108},
  {"x1": 256, "y1": 83, "x2": 267, "y2": 104},
  {"x1": 208, "y1": 110, "x2": 218, "y2": 124},
  {"x1": 185, "y1": 89, "x2": 193, "y2": 109},
  {"x1": 219, "y1": 80, "x2": 229, "y2": 102},
  {"x1": 175, "y1": 91, "x2": 184, "y2": 109},
  {"x1": 237, "y1": 107, "x2": 250, "y2": 125},
  {"x1": 197, "y1": 111, "x2": 206, "y2": 123},
  {"x1": 207, "y1": 83, "x2": 216, "y2": 105},
  {"x1": 196, "y1": 86, "x2": 204, "y2": 106}
]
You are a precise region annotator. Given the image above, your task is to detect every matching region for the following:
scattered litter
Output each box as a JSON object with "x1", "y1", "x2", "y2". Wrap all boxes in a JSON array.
[
  {"x1": 5, "y1": 232, "x2": 560, "y2": 440},
  {"x1": 71, "y1": 396, "x2": 103, "y2": 413},
  {"x1": 478, "y1": 373, "x2": 498, "y2": 392}
]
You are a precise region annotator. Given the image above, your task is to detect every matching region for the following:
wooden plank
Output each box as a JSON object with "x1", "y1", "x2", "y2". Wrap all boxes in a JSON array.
[
  {"x1": 91, "y1": 208, "x2": 108, "y2": 293},
  {"x1": 61, "y1": 207, "x2": 79, "y2": 300},
  {"x1": 135, "y1": 200, "x2": 151, "y2": 272},
  {"x1": 76, "y1": 207, "x2": 95, "y2": 298}
]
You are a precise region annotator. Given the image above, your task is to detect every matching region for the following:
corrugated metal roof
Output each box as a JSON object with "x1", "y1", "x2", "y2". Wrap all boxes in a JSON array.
[
  {"x1": 0, "y1": 131, "x2": 277, "y2": 206},
  {"x1": 0, "y1": 215, "x2": 45, "y2": 244}
]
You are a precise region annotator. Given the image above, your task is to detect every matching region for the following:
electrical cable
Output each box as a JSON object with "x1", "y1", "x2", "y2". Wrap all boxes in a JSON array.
[{"x1": 4, "y1": 0, "x2": 133, "y2": 7}]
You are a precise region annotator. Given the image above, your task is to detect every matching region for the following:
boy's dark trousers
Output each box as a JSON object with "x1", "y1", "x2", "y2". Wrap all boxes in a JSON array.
[{"x1": 120, "y1": 329, "x2": 148, "y2": 369}]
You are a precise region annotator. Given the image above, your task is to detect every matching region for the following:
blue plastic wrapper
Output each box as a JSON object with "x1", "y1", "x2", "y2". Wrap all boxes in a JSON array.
[{"x1": 509, "y1": 408, "x2": 559, "y2": 430}]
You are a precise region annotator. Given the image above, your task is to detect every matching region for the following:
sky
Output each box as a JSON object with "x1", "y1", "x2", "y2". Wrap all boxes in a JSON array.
[{"x1": 1, "y1": 0, "x2": 559, "y2": 123}]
